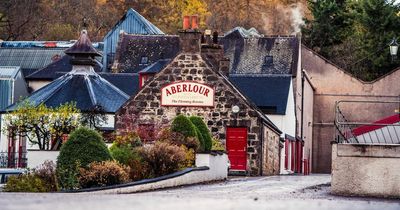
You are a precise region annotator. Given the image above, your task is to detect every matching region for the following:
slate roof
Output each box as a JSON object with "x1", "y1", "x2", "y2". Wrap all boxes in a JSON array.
[
  {"x1": 229, "y1": 74, "x2": 292, "y2": 115},
  {"x1": 113, "y1": 34, "x2": 180, "y2": 73},
  {"x1": 221, "y1": 27, "x2": 299, "y2": 75},
  {"x1": 98, "y1": 73, "x2": 138, "y2": 96},
  {"x1": 5, "y1": 71, "x2": 129, "y2": 113},
  {"x1": 26, "y1": 55, "x2": 102, "y2": 80},
  {"x1": 139, "y1": 59, "x2": 171, "y2": 74},
  {"x1": 65, "y1": 30, "x2": 101, "y2": 56}
]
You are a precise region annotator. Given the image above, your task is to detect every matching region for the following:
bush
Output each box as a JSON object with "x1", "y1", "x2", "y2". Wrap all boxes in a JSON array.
[
  {"x1": 78, "y1": 161, "x2": 130, "y2": 188},
  {"x1": 114, "y1": 131, "x2": 142, "y2": 147},
  {"x1": 171, "y1": 115, "x2": 197, "y2": 139},
  {"x1": 158, "y1": 128, "x2": 199, "y2": 151},
  {"x1": 194, "y1": 126, "x2": 205, "y2": 152},
  {"x1": 109, "y1": 143, "x2": 135, "y2": 165},
  {"x1": 127, "y1": 155, "x2": 150, "y2": 181},
  {"x1": 189, "y1": 116, "x2": 213, "y2": 152},
  {"x1": 180, "y1": 146, "x2": 196, "y2": 168},
  {"x1": 139, "y1": 142, "x2": 186, "y2": 177},
  {"x1": 57, "y1": 127, "x2": 112, "y2": 189},
  {"x1": 34, "y1": 161, "x2": 59, "y2": 191},
  {"x1": 211, "y1": 138, "x2": 225, "y2": 151},
  {"x1": 4, "y1": 173, "x2": 47, "y2": 192}
]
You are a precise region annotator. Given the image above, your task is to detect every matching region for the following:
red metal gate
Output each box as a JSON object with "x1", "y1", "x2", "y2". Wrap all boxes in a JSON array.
[{"x1": 226, "y1": 127, "x2": 247, "y2": 171}]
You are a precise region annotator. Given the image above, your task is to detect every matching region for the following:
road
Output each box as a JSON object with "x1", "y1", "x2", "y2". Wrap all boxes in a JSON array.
[{"x1": 0, "y1": 174, "x2": 399, "y2": 210}]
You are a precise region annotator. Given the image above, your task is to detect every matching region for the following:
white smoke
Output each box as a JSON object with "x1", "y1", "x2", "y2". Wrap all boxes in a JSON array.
[{"x1": 290, "y1": 3, "x2": 305, "y2": 35}]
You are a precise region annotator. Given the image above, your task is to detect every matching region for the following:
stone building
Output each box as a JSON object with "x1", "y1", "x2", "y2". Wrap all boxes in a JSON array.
[{"x1": 115, "y1": 29, "x2": 282, "y2": 176}]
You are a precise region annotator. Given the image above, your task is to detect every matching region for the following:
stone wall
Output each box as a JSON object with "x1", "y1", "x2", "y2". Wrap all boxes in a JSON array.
[
  {"x1": 262, "y1": 125, "x2": 280, "y2": 175},
  {"x1": 116, "y1": 49, "x2": 280, "y2": 175}
]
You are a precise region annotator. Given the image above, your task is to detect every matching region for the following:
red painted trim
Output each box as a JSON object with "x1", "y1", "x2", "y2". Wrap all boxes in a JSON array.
[
  {"x1": 160, "y1": 80, "x2": 215, "y2": 107},
  {"x1": 291, "y1": 141, "x2": 295, "y2": 171},
  {"x1": 284, "y1": 139, "x2": 289, "y2": 170},
  {"x1": 352, "y1": 114, "x2": 400, "y2": 136}
]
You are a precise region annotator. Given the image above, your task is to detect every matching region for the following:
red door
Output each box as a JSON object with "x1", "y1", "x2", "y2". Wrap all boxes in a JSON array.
[{"x1": 226, "y1": 127, "x2": 247, "y2": 171}]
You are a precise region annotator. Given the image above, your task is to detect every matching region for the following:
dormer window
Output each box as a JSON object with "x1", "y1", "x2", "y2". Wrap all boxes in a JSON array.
[
  {"x1": 140, "y1": 56, "x2": 148, "y2": 65},
  {"x1": 264, "y1": 56, "x2": 273, "y2": 68}
]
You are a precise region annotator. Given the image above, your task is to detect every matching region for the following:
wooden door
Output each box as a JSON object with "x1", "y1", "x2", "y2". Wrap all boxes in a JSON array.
[{"x1": 226, "y1": 127, "x2": 247, "y2": 171}]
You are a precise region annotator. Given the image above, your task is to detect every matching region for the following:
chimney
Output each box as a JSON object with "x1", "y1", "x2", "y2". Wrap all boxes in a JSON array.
[
  {"x1": 218, "y1": 58, "x2": 230, "y2": 77},
  {"x1": 179, "y1": 15, "x2": 202, "y2": 53}
]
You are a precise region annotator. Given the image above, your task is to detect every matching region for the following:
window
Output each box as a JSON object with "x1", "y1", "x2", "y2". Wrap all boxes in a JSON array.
[
  {"x1": 263, "y1": 56, "x2": 273, "y2": 68},
  {"x1": 140, "y1": 56, "x2": 149, "y2": 65}
]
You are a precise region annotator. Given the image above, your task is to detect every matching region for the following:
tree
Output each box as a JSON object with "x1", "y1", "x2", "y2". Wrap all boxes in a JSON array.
[
  {"x1": 347, "y1": 0, "x2": 400, "y2": 80},
  {"x1": 302, "y1": 0, "x2": 351, "y2": 55},
  {"x1": 3, "y1": 102, "x2": 80, "y2": 150},
  {"x1": 80, "y1": 105, "x2": 108, "y2": 130}
]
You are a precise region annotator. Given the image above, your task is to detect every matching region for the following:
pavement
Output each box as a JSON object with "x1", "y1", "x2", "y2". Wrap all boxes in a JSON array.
[{"x1": 0, "y1": 174, "x2": 399, "y2": 210}]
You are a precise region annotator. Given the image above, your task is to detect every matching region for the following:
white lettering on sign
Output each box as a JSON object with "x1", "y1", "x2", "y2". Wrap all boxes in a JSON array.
[{"x1": 161, "y1": 81, "x2": 215, "y2": 107}]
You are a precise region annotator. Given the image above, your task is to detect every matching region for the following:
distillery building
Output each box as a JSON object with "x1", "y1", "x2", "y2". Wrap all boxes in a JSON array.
[{"x1": 115, "y1": 22, "x2": 282, "y2": 176}]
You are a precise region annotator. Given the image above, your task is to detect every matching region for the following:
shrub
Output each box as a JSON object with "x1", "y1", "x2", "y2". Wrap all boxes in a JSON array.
[
  {"x1": 171, "y1": 115, "x2": 197, "y2": 139},
  {"x1": 34, "y1": 160, "x2": 59, "y2": 191},
  {"x1": 189, "y1": 116, "x2": 213, "y2": 152},
  {"x1": 211, "y1": 138, "x2": 225, "y2": 151},
  {"x1": 194, "y1": 126, "x2": 205, "y2": 152},
  {"x1": 57, "y1": 127, "x2": 112, "y2": 189},
  {"x1": 139, "y1": 142, "x2": 186, "y2": 177},
  {"x1": 78, "y1": 161, "x2": 130, "y2": 188},
  {"x1": 4, "y1": 173, "x2": 47, "y2": 192},
  {"x1": 180, "y1": 146, "x2": 196, "y2": 168},
  {"x1": 114, "y1": 131, "x2": 142, "y2": 147},
  {"x1": 57, "y1": 127, "x2": 112, "y2": 169},
  {"x1": 109, "y1": 143, "x2": 135, "y2": 165},
  {"x1": 158, "y1": 128, "x2": 199, "y2": 151},
  {"x1": 127, "y1": 155, "x2": 150, "y2": 181}
]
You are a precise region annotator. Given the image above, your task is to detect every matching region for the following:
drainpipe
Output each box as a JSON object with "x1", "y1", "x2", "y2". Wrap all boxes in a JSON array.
[
  {"x1": 259, "y1": 119, "x2": 264, "y2": 176},
  {"x1": 300, "y1": 70, "x2": 305, "y2": 173}
]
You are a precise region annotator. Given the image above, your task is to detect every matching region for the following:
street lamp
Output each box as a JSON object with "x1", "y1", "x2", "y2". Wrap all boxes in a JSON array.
[
  {"x1": 232, "y1": 105, "x2": 240, "y2": 127},
  {"x1": 389, "y1": 37, "x2": 398, "y2": 61}
]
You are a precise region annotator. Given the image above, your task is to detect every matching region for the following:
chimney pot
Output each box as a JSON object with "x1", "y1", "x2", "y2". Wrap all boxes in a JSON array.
[
  {"x1": 212, "y1": 31, "x2": 219, "y2": 44},
  {"x1": 183, "y1": 16, "x2": 190, "y2": 30},
  {"x1": 191, "y1": 15, "x2": 199, "y2": 30}
]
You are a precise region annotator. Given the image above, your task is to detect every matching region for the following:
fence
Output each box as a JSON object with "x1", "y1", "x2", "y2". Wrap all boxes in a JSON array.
[
  {"x1": 335, "y1": 100, "x2": 400, "y2": 144},
  {"x1": 0, "y1": 151, "x2": 27, "y2": 168}
]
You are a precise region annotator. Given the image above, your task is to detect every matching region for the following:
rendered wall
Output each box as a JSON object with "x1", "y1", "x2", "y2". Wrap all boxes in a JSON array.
[
  {"x1": 302, "y1": 45, "x2": 400, "y2": 173},
  {"x1": 26, "y1": 150, "x2": 59, "y2": 169},
  {"x1": 331, "y1": 143, "x2": 400, "y2": 198}
]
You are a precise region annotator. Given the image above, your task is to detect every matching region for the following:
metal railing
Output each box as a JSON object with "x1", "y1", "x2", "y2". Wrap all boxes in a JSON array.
[
  {"x1": 0, "y1": 152, "x2": 27, "y2": 168},
  {"x1": 335, "y1": 100, "x2": 400, "y2": 144}
]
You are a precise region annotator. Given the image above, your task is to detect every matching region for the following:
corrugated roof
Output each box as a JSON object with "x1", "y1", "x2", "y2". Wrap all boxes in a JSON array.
[
  {"x1": 0, "y1": 66, "x2": 20, "y2": 79},
  {"x1": 0, "y1": 48, "x2": 66, "y2": 70},
  {"x1": 102, "y1": 8, "x2": 165, "y2": 71},
  {"x1": 229, "y1": 74, "x2": 292, "y2": 115}
]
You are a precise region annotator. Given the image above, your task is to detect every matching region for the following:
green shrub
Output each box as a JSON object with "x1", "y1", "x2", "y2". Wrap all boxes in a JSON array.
[
  {"x1": 180, "y1": 146, "x2": 196, "y2": 168},
  {"x1": 211, "y1": 138, "x2": 225, "y2": 151},
  {"x1": 57, "y1": 127, "x2": 112, "y2": 189},
  {"x1": 139, "y1": 142, "x2": 186, "y2": 177},
  {"x1": 34, "y1": 160, "x2": 59, "y2": 191},
  {"x1": 171, "y1": 115, "x2": 197, "y2": 138},
  {"x1": 78, "y1": 161, "x2": 130, "y2": 188},
  {"x1": 189, "y1": 116, "x2": 213, "y2": 152},
  {"x1": 114, "y1": 131, "x2": 142, "y2": 147},
  {"x1": 4, "y1": 173, "x2": 47, "y2": 192},
  {"x1": 109, "y1": 143, "x2": 135, "y2": 165},
  {"x1": 194, "y1": 126, "x2": 205, "y2": 152},
  {"x1": 158, "y1": 127, "x2": 199, "y2": 151}
]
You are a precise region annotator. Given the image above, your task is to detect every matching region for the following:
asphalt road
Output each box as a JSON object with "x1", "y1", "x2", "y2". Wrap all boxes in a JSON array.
[{"x1": 0, "y1": 174, "x2": 399, "y2": 210}]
